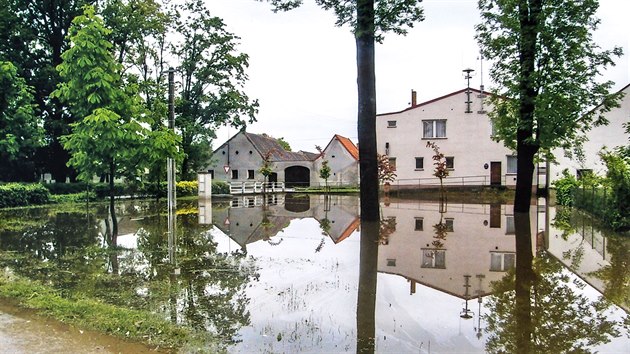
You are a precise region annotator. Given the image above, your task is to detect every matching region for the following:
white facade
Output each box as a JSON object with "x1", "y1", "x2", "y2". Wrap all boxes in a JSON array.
[
  {"x1": 313, "y1": 134, "x2": 360, "y2": 188},
  {"x1": 549, "y1": 84, "x2": 630, "y2": 183},
  {"x1": 376, "y1": 88, "x2": 544, "y2": 189}
]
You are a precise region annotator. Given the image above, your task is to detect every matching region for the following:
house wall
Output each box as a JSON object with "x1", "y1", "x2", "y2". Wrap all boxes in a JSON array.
[
  {"x1": 549, "y1": 84, "x2": 630, "y2": 183},
  {"x1": 378, "y1": 200, "x2": 539, "y2": 298},
  {"x1": 377, "y1": 89, "x2": 540, "y2": 188},
  {"x1": 313, "y1": 140, "x2": 359, "y2": 187},
  {"x1": 204, "y1": 133, "x2": 266, "y2": 183}
]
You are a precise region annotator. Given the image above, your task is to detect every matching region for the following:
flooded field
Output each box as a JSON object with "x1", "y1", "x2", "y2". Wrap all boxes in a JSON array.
[{"x1": 0, "y1": 194, "x2": 628, "y2": 353}]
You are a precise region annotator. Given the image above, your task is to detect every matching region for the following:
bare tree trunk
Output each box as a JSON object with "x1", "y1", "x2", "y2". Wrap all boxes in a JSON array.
[
  {"x1": 356, "y1": 0, "x2": 379, "y2": 222},
  {"x1": 514, "y1": 0, "x2": 542, "y2": 213}
]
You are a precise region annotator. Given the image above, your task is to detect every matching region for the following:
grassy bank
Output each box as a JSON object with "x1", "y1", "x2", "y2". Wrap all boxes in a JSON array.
[{"x1": 0, "y1": 268, "x2": 221, "y2": 353}]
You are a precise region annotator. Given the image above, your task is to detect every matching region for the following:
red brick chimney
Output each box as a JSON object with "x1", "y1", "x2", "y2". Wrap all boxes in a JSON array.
[{"x1": 411, "y1": 89, "x2": 417, "y2": 107}]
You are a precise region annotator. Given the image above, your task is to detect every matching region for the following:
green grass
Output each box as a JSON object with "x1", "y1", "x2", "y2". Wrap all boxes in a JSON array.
[{"x1": 0, "y1": 269, "x2": 221, "y2": 352}]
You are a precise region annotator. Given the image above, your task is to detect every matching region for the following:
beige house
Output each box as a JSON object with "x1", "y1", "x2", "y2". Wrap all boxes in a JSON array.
[
  {"x1": 549, "y1": 83, "x2": 630, "y2": 183},
  {"x1": 376, "y1": 88, "x2": 544, "y2": 189},
  {"x1": 203, "y1": 130, "x2": 359, "y2": 188}
]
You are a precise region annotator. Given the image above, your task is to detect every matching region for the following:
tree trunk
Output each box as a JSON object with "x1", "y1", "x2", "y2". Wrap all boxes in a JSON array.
[
  {"x1": 514, "y1": 0, "x2": 542, "y2": 213},
  {"x1": 356, "y1": 0, "x2": 379, "y2": 222},
  {"x1": 356, "y1": 220, "x2": 379, "y2": 353},
  {"x1": 514, "y1": 211, "x2": 535, "y2": 354},
  {"x1": 109, "y1": 161, "x2": 118, "y2": 240}
]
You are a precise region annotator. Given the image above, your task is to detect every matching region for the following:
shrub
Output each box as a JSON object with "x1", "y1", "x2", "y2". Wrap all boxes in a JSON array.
[
  {"x1": 176, "y1": 181, "x2": 198, "y2": 196},
  {"x1": 552, "y1": 169, "x2": 579, "y2": 206},
  {"x1": 0, "y1": 183, "x2": 51, "y2": 208},
  {"x1": 212, "y1": 181, "x2": 230, "y2": 195}
]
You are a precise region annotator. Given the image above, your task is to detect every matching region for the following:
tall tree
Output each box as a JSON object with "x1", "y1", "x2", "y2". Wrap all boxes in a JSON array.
[
  {"x1": 0, "y1": 61, "x2": 44, "y2": 181},
  {"x1": 0, "y1": 0, "x2": 93, "y2": 182},
  {"x1": 476, "y1": 0, "x2": 622, "y2": 212},
  {"x1": 262, "y1": 0, "x2": 423, "y2": 221},
  {"x1": 174, "y1": 0, "x2": 259, "y2": 180},
  {"x1": 53, "y1": 5, "x2": 179, "y2": 238}
]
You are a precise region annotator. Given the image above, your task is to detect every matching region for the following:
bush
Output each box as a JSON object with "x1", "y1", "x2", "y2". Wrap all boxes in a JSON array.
[
  {"x1": 0, "y1": 183, "x2": 51, "y2": 208},
  {"x1": 212, "y1": 181, "x2": 230, "y2": 195},
  {"x1": 176, "y1": 181, "x2": 198, "y2": 196},
  {"x1": 552, "y1": 169, "x2": 579, "y2": 206},
  {"x1": 43, "y1": 182, "x2": 88, "y2": 195}
]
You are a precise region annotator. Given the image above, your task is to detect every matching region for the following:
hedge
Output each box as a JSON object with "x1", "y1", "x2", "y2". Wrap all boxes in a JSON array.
[{"x1": 0, "y1": 183, "x2": 51, "y2": 208}]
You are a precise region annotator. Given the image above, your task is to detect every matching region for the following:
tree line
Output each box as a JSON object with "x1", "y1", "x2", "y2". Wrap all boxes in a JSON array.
[{"x1": 0, "y1": 0, "x2": 258, "y2": 184}]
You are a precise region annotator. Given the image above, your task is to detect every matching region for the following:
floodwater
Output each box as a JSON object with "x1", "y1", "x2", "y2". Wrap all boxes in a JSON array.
[{"x1": 0, "y1": 194, "x2": 628, "y2": 353}]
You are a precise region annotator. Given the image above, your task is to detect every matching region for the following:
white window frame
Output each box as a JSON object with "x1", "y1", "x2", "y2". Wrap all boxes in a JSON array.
[
  {"x1": 422, "y1": 119, "x2": 447, "y2": 138},
  {"x1": 415, "y1": 157, "x2": 424, "y2": 170},
  {"x1": 507, "y1": 155, "x2": 517, "y2": 174},
  {"x1": 387, "y1": 120, "x2": 397, "y2": 128}
]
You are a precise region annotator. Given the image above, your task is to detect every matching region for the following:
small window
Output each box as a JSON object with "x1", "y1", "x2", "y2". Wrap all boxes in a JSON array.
[
  {"x1": 422, "y1": 119, "x2": 447, "y2": 138},
  {"x1": 445, "y1": 218, "x2": 454, "y2": 232},
  {"x1": 505, "y1": 215, "x2": 515, "y2": 235},
  {"x1": 231, "y1": 170, "x2": 239, "y2": 179},
  {"x1": 388, "y1": 157, "x2": 397, "y2": 171},
  {"x1": 387, "y1": 259, "x2": 396, "y2": 266},
  {"x1": 445, "y1": 157, "x2": 454, "y2": 169},
  {"x1": 385, "y1": 142, "x2": 390, "y2": 155},
  {"x1": 490, "y1": 252, "x2": 515, "y2": 271},
  {"x1": 422, "y1": 249, "x2": 446, "y2": 269},
  {"x1": 415, "y1": 157, "x2": 424, "y2": 170},
  {"x1": 247, "y1": 170, "x2": 255, "y2": 179},
  {"x1": 414, "y1": 217, "x2": 424, "y2": 231},
  {"x1": 387, "y1": 120, "x2": 397, "y2": 128},
  {"x1": 507, "y1": 155, "x2": 517, "y2": 174}
]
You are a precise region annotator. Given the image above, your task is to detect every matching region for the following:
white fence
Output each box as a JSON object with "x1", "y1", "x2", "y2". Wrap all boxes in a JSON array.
[{"x1": 229, "y1": 181, "x2": 288, "y2": 194}]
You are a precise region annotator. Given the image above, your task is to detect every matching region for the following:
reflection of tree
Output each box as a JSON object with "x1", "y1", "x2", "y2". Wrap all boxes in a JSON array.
[
  {"x1": 357, "y1": 220, "x2": 379, "y2": 353},
  {"x1": 378, "y1": 217, "x2": 396, "y2": 245},
  {"x1": 588, "y1": 236, "x2": 630, "y2": 311},
  {"x1": 485, "y1": 214, "x2": 622, "y2": 353}
]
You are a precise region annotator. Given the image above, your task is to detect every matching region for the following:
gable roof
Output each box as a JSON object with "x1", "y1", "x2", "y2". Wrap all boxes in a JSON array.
[
  {"x1": 377, "y1": 87, "x2": 493, "y2": 117},
  {"x1": 323, "y1": 134, "x2": 359, "y2": 161},
  {"x1": 213, "y1": 131, "x2": 318, "y2": 162}
]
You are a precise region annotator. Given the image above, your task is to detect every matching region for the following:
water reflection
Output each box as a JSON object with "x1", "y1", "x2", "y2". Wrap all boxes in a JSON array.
[{"x1": 0, "y1": 195, "x2": 627, "y2": 352}]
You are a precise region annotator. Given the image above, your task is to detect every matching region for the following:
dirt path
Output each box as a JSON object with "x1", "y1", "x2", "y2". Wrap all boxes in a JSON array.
[{"x1": 0, "y1": 301, "x2": 164, "y2": 354}]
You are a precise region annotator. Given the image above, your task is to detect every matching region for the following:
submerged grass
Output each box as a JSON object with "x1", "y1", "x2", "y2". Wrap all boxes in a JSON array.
[{"x1": 0, "y1": 268, "x2": 220, "y2": 352}]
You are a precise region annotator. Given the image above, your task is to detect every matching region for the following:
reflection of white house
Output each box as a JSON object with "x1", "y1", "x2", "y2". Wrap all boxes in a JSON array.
[
  {"x1": 378, "y1": 199, "x2": 539, "y2": 299},
  {"x1": 202, "y1": 131, "x2": 359, "y2": 188},
  {"x1": 202, "y1": 194, "x2": 360, "y2": 249},
  {"x1": 549, "y1": 83, "x2": 630, "y2": 183}
]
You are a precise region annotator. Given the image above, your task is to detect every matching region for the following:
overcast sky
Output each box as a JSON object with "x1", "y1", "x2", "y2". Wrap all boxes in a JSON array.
[{"x1": 206, "y1": 0, "x2": 630, "y2": 153}]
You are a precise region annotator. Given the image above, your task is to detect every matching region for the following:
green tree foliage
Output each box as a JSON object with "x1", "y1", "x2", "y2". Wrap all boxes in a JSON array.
[
  {"x1": 599, "y1": 150, "x2": 630, "y2": 230},
  {"x1": 476, "y1": 0, "x2": 623, "y2": 212},
  {"x1": 262, "y1": 0, "x2": 424, "y2": 222},
  {"x1": 0, "y1": 0, "x2": 93, "y2": 182},
  {"x1": 485, "y1": 250, "x2": 622, "y2": 353},
  {"x1": 320, "y1": 160, "x2": 332, "y2": 190},
  {"x1": 0, "y1": 61, "x2": 43, "y2": 181},
  {"x1": 174, "y1": 0, "x2": 259, "y2": 180},
  {"x1": 53, "y1": 5, "x2": 179, "y2": 238}
]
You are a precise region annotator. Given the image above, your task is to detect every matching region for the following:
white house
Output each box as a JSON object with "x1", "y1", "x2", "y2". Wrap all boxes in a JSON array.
[
  {"x1": 314, "y1": 134, "x2": 360, "y2": 188},
  {"x1": 376, "y1": 88, "x2": 544, "y2": 189},
  {"x1": 203, "y1": 130, "x2": 359, "y2": 188},
  {"x1": 549, "y1": 83, "x2": 630, "y2": 183}
]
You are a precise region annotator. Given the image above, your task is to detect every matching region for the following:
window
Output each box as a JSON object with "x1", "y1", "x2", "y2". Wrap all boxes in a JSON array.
[
  {"x1": 445, "y1": 218, "x2": 454, "y2": 232},
  {"x1": 422, "y1": 119, "x2": 446, "y2": 138},
  {"x1": 387, "y1": 259, "x2": 396, "y2": 267},
  {"x1": 445, "y1": 156, "x2": 454, "y2": 169},
  {"x1": 385, "y1": 142, "x2": 390, "y2": 155},
  {"x1": 231, "y1": 170, "x2": 239, "y2": 179},
  {"x1": 505, "y1": 215, "x2": 515, "y2": 235},
  {"x1": 414, "y1": 217, "x2": 424, "y2": 231},
  {"x1": 490, "y1": 252, "x2": 516, "y2": 271},
  {"x1": 415, "y1": 157, "x2": 424, "y2": 170},
  {"x1": 388, "y1": 157, "x2": 397, "y2": 171},
  {"x1": 507, "y1": 155, "x2": 517, "y2": 174},
  {"x1": 247, "y1": 170, "x2": 255, "y2": 179},
  {"x1": 207, "y1": 170, "x2": 214, "y2": 179},
  {"x1": 422, "y1": 249, "x2": 446, "y2": 269},
  {"x1": 387, "y1": 120, "x2": 397, "y2": 128}
]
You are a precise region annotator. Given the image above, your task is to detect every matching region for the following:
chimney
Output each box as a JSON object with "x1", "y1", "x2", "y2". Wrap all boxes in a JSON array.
[{"x1": 411, "y1": 89, "x2": 417, "y2": 107}]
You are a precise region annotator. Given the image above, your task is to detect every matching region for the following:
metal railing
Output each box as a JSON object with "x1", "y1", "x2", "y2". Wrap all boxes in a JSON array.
[
  {"x1": 390, "y1": 175, "x2": 508, "y2": 188},
  {"x1": 229, "y1": 181, "x2": 287, "y2": 194}
]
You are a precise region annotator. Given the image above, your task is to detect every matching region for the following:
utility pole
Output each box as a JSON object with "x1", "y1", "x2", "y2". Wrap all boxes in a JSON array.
[{"x1": 166, "y1": 67, "x2": 177, "y2": 265}]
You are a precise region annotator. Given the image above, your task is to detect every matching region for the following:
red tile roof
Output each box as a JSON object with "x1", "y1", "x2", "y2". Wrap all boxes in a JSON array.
[{"x1": 334, "y1": 134, "x2": 359, "y2": 161}]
